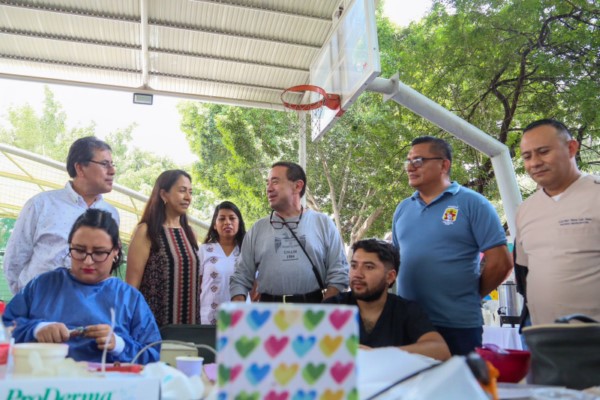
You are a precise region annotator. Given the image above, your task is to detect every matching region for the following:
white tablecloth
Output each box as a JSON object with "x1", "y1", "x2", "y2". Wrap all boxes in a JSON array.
[{"x1": 482, "y1": 326, "x2": 523, "y2": 350}]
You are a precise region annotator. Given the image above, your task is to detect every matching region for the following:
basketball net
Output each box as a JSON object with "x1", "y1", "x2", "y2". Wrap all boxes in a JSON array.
[{"x1": 281, "y1": 85, "x2": 341, "y2": 138}]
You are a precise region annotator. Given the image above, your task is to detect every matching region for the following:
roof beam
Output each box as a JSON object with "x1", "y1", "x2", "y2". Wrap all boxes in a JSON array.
[
  {"x1": 0, "y1": 53, "x2": 308, "y2": 90},
  {"x1": 0, "y1": 72, "x2": 287, "y2": 111},
  {"x1": 140, "y1": 0, "x2": 150, "y2": 88},
  {"x1": 0, "y1": 28, "x2": 138, "y2": 49}
]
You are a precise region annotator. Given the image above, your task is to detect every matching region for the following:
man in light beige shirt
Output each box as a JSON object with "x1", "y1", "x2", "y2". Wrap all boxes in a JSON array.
[{"x1": 515, "y1": 119, "x2": 600, "y2": 324}]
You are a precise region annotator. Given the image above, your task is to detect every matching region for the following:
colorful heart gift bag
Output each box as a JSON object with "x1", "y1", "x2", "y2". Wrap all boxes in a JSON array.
[{"x1": 216, "y1": 302, "x2": 359, "y2": 400}]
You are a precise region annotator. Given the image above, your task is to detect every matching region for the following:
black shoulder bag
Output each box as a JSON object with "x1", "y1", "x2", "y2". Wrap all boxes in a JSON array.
[{"x1": 284, "y1": 224, "x2": 326, "y2": 296}]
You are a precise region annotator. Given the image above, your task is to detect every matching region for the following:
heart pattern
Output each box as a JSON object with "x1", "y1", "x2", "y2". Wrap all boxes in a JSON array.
[
  {"x1": 218, "y1": 364, "x2": 243, "y2": 385},
  {"x1": 246, "y1": 363, "x2": 270, "y2": 385},
  {"x1": 303, "y1": 310, "x2": 325, "y2": 330},
  {"x1": 273, "y1": 363, "x2": 299, "y2": 386},
  {"x1": 235, "y1": 336, "x2": 260, "y2": 358},
  {"x1": 265, "y1": 335, "x2": 289, "y2": 358},
  {"x1": 292, "y1": 335, "x2": 316, "y2": 357},
  {"x1": 234, "y1": 391, "x2": 260, "y2": 400},
  {"x1": 217, "y1": 305, "x2": 357, "y2": 399},
  {"x1": 346, "y1": 388, "x2": 359, "y2": 400},
  {"x1": 217, "y1": 336, "x2": 228, "y2": 351},
  {"x1": 265, "y1": 391, "x2": 290, "y2": 400},
  {"x1": 345, "y1": 335, "x2": 358, "y2": 356},
  {"x1": 329, "y1": 309, "x2": 353, "y2": 330},
  {"x1": 319, "y1": 390, "x2": 344, "y2": 400},
  {"x1": 248, "y1": 309, "x2": 270, "y2": 330},
  {"x1": 319, "y1": 335, "x2": 343, "y2": 357},
  {"x1": 292, "y1": 390, "x2": 317, "y2": 400},
  {"x1": 274, "y1": 309, "x2": 301, "y2": 331},
  {"x1": 330, "y1": 362, "x2": 353, "y2": 384},
  {"x1": 302, "y1": 363, "x2": 326, "y2": 384}
]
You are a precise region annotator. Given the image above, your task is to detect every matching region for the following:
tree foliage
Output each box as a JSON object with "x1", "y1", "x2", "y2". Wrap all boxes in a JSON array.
[
  {"x1": 395, "y1": 0, "x2": 600, "y2": 196},
  {"x1": 0, "y1": 86, "x2": 176, "y2": 195},
  {"x1": 182, "y1": 0, "x2": 599, "y2": 242},
  {"x1": 179, "y1": 103, "x2": 298, "y2": 222}
]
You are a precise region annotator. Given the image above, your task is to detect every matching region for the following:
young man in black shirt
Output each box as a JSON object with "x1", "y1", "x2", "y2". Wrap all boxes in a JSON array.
[{"x1": 325, "y1": 239, "x2": 450, "y2": 361}]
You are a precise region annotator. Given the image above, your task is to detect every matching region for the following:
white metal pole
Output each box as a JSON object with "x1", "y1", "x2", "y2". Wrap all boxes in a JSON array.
[
  {"x1": 367, "y1": 75, "x2": 522, "y2": 236},
  {"x1": 298, "y1": 111, "x2": 307, "y2": 207}
]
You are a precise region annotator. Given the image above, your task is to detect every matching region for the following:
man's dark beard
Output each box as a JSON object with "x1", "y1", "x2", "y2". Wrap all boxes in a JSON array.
[{"x1": 352, "y1": 280, "x2": 387, "y2": 302}]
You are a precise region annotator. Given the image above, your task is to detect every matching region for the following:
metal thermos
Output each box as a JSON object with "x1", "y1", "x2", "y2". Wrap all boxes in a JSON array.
[{"x1": 498, "y1": 280, "x2": 520, "y2": 317}]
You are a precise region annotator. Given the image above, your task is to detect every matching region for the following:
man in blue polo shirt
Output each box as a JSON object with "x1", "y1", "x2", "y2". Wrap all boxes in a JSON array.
[{"x1": 392, "y1": 136, "x2": 512, "y2": 355}]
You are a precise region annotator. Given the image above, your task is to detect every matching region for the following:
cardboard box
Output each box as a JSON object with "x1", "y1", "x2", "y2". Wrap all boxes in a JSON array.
[
  {"x1": 0, "y1": 375, "x2": 160, "y2": 400},
  {"x1": 217, "y1": 303, "x2": 359, "y2": 400}
]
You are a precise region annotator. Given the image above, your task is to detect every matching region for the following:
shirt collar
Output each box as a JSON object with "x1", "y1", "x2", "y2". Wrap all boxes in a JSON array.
[
  {"x1": 411, "y1": 181, "x2": 460, "y2": 203},
  {"x1": 65, "y1": 181, "x2": 103, "y2": 205}
]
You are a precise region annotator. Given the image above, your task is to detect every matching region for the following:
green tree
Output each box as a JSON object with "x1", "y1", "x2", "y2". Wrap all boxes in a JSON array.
[
  {"x1": 0, "y1": 86, "x2": 177, "y2": 195},
  {"x1": 394, "y1": 0, "x2": 600, "y2": 196},
  {"x1": 0, "y1": 87, "x2": 94, "y2": 158},
  {"x1": 180, "y1": 103, "x2": 297, "y2": 222},
  {"x1": 181, "y1": 0, "x2": 599, "y2": 242}
]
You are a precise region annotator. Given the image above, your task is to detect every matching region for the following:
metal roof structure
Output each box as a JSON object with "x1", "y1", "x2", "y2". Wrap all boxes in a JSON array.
[
  {"x1": 0, "y1": 143, "x2": 209, "y2": 243},
  {"x1": 0, "y1": 0, "x2": 348, "y2": 111}
]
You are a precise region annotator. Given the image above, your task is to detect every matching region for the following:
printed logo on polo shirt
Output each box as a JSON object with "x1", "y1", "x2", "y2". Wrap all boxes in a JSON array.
[{"x1": 442, "y1": 206, "x2": 459, "y2": 225}]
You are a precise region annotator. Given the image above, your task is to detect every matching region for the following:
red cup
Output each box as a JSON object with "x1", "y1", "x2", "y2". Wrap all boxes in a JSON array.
[
  {"x1": 0, "y1": 343, "x2": 10, "y2": 365},
  {"x1": 476, "y1": 347, "x2": 531, "y2": 383}
]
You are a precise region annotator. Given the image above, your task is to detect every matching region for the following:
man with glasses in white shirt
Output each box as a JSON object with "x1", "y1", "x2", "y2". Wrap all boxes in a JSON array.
[
  {"x1": 392, "y1": 136, "x2": 511, "y2": 355},
  {"x1": 4, "y1": 136, "x2": 120, "y2": 294},
  {"x1": 230, "y1": 161, "x2": 348, "y2": 303}
]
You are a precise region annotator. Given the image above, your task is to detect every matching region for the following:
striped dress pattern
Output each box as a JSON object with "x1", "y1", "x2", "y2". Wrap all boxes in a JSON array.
[{"x1": 139, "y1": 227, "x2": 199, "y2": 326}]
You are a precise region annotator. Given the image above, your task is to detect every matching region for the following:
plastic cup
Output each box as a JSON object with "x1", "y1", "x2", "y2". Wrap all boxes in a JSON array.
[
  {"x1": 176, "y1": 356, "x2": 204, "y2": 377},
  {"x1": 0, "y1": 343, "x2": 9, "y2": 365}
]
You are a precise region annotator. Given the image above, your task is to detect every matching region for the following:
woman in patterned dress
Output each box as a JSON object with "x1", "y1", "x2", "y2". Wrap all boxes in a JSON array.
[
  {"x1": 126, "y1": 170, "x2": 200, "y2": 326},
  {"x1": 198, "y1": 201, "x2": 246, "y2": 324}
]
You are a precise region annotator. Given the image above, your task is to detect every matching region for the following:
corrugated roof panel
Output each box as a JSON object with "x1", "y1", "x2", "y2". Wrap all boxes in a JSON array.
[
  {"x1": 0, "y1": 0, "x2": 360, "y2": 108},
  {"x1": 0, "y1": 4, "x2": 139, "y2": 45},
  {"x1": 0, "y1": 58, "x2": 141, "y2": 88},
  {"x1": 150, "y1": 0, "x2": 331, "y2": 46},
  {"x1": 0, "y1": 35, "x2": 138, "y2": 70},
  {"x1": 149, "y1": 25, "x2": 316, "y2": 70}
]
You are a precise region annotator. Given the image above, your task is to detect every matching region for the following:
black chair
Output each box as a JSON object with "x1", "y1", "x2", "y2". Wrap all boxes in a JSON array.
[{"x1": 159, "y1": 324, "x2": 217, "y2": 363}]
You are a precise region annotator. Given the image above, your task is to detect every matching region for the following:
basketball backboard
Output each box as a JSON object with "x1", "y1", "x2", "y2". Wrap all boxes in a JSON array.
[{"x1": 310, "y1": 0, "x2": 381, "y2": 141}]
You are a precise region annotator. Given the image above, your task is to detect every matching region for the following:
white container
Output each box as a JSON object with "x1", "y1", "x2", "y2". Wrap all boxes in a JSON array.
[
  {"x1": 175, "y1": 356, "x2": 204, "y2": 377},
  {"x1": 13, "y1": 343, "x2": 69, "y2": 375},
  {"x1": 159, "y1": 342, "x2": 197, "y2": 367}
]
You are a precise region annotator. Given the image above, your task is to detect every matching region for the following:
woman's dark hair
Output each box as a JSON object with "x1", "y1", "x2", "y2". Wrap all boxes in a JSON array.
[
  {"x1": 140, "y1": 169, "x2": 199, "y2": 251},
  {"x1": 203, "y1": 201, "x2": 246, "y2": 248},
  {"x1": 68, "y1": 209, "x2": 122, "y2": 273}
]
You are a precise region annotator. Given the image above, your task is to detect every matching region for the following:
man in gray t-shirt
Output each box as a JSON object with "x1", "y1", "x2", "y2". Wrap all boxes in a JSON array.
[{"x1": 230, "y1": 161, "x2": 348, "y2": 303}]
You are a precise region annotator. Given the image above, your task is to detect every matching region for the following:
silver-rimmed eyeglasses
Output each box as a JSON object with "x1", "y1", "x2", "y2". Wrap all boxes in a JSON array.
[
  {"x1": 68, "y1": 248, "x2": 112, "y2": 262},
  {"x1": 88, "y1": 160, "x2": 116, "y2": 169},
  {"x1": 269, "y1": 207, "x2": 303, "y2": 230},
  {"x1": 404, "y1": 157, "x2": 444, "y2": 169}
]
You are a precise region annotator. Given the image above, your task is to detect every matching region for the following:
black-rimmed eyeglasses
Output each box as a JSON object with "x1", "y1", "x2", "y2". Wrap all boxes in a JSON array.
[
  {"x1": 68, "y1": 248, "x2": 112, "y2": 262},
  {"x1": 404, "y1": 157, "x2": 444, "y2": 169},
  {"x1": 88, "y1": 160, "x2": 116, "y2": 169},
  {"x1": 269, "y1": 207, "x2": 303, "y2": 230}
]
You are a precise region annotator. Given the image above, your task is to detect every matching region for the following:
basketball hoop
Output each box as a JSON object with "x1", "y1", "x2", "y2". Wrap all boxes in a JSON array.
[{"x1": 281, "y1": 85, "x2": 343, "y2": 136}]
